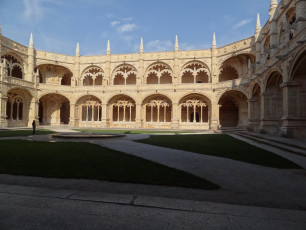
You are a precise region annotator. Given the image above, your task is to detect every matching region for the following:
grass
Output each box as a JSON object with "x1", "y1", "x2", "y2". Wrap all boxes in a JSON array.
[
  {"x1": 0, "y1": 129, "x2": 55, "y2": 137},
  {"x1": 136, "y1": 134, "x2": 302, "y2": 169},
  {"x1": 74, "y1": 129, "x2": 189, "y2": 134},
  {"x1": 0, "y1": 140, "x2": 219, "y2": 190}
]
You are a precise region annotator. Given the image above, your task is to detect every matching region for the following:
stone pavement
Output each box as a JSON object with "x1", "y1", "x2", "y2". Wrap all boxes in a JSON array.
[{"x1": 0, "y1": 183, "x2": 306, "y2": 230}]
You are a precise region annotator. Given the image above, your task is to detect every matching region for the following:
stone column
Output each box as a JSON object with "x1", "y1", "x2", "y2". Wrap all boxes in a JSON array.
[
  {"x1": 210, "y1": 103, "x2": 220, "y2": 130},
  {"x1": 171, "y1": 103, "x2": 179, "y2": 129},
  {"x1": 69, "y1": 103, "x2": 75, "y2": 126},
  {"x1": 28, "y1": 98, "x2": 39, "y2": 127},
  {"x1": 280, "y1": 81, "x2": 305, "y2": 137},
  {"x1": 296, "y1": 0, "x2": 306, "y2": 33},
  {"x1": 0, "y1": 94, "x2": 8, "y2": 128},
  {"x1": 135, "y1": 103, "x2": 142, "y2": 128},
  {"x1": 101, "y1": 103, "x2": 108, "y2": 128},
  {"x1": 247, "y1": 98, "x2": 259, "y2": 131}
]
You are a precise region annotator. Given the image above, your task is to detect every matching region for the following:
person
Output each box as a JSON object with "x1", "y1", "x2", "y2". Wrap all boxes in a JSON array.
[{"x1": 32, "y1": 120, "x2": 36, "y2": 135}]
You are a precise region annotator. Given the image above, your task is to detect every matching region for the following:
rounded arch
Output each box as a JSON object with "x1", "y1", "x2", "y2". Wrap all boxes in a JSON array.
[
  {"x1": 38, "y1": 92, "x2": 71, "y2": 101},
  {"x1": 251, "y1": 82, "x2": 261, "y2": 97},
  {"x1": 264, "y1": 71, "x2": 283, "y2": 93},
  {"x1": 75, "y1": 94, "x2": 102, "y2": 104},
  {"x1": 145, "y1": 62, "x2": 173, "y2": 85},
  {"x1": 35, "y1": 64, "x2": 73, "y2": 85},
  {"x1": 180, "y1": 60, "x2": 210, "y2": 73},
  {"x1": 80, "y1": 65, "x2": 104, "y2": 86},
  {"x1": 145, "y1": 61, "x2": 173, "y2": 74},
  {"x1": 218, "y1": 53, "x2": 255, "y2": 82},
  {"x1": 181, "y1": 60, "x2": 210, "y2": 84},
  {"x1": 112, "y1": 64, "x2": 137, "y2": 85},
  {"x1": 216, "y1": 88, "x2": 248, "y2": 103},
  {"x1": 106, "y1": 94, "x2": 136, "y2": 105},
  {"x1": 1, "y1": 52, "x2": 25, "y2": 63},
  {"x1": 35, "y1": 61, "x2": 74, "y2": 73},
  {"x1": 179, "y1": 93, "x2": 211, "y2": 123},
  {"x1": 108, "y1": 94, "x2": 136, "y2": 123},
  {"x1": 75, "y1": 95, "x2": 102, "y2": 123},
  {"x1": 142, "y1": 94, "x2": 173, "y2": 123},
  {"x1": 6, "y1": 88, "x2": 33, "y2": 127},
  {"x1": 1, "y1": 53, "x2": 24, "y2": 79},
  {"x1": 218, "y1": 66, "x2": 239, "y2": 82},
  {"x1": 218, "y1": 90, "x2": 248, "y2": 128},
  {"x1": 39, "y1": 93, "x2": 70, "y2": 125},
  {"x1": 179, "y1": 91, "x2": 212, "y2": 104},
  {"x1": 289, "y1": 45, "x2": 306, "y2": 80},
  {"x1": 7, "y1": 86, "x2": 34, "y2": 98},
  {"x1": 141, "y1": 93, "x2": 173, "y2": 105}
]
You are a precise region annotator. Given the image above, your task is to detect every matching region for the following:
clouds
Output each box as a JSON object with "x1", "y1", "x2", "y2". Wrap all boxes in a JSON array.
[
  {"x1": 233, "y1": 19, "x2": 252, "y2": 29},
  {"x1": 22, "y1": 0, "x2": 44, "y2": 21},
  {"x1": 118, "y1": 23, "x2": 138, "y2": 33},
  {"x1": 110, "y1": 17, "x2": 138, "y2": 33}
]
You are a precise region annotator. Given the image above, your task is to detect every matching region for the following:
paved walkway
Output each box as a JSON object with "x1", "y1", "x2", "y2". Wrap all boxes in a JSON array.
[{"x1": 0, "y1": 183, "x2": 306, "y2": 230}]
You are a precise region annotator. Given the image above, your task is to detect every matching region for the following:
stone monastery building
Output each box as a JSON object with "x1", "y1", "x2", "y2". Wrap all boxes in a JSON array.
[{"x1": 0, "y1": 0, "x2": 305, "y2": 138}]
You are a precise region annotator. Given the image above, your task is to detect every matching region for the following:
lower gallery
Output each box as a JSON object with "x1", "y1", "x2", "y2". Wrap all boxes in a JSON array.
[{"x1": 0, "y1": 0, "x2": 305, "y2": 138}]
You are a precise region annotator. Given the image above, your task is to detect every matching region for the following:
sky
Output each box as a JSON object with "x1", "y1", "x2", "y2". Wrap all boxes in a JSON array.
[{"x1": 0, "y1": 0, "x2": 271, "y2": 56}]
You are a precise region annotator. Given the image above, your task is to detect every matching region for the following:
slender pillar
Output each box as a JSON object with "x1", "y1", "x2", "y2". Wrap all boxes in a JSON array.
[
  {"x1": 117, "y1": 106, "x2": 120, "y2": 121},
  {"x1": 200, "y1": 106, "x2": 203, "y2": 123},
  {"x1": 186, "y1": 106, "x2": 189, "y2": 123},
  {"x1": 157, "y1": 105, "x2": 160, "y2": 123},
  {"x1": 151, "y1": 105, "x2": 153, "y2": 122}
]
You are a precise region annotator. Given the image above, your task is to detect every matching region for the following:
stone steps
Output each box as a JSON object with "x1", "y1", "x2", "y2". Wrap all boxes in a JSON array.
[{"x1": 235, "y1": 131, "x2": 306, "y2": 157}]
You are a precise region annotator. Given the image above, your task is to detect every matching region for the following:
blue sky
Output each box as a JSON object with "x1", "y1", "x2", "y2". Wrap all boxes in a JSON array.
[{"x1": 0, "y1": 0, "x2": 271, "y2": 55}]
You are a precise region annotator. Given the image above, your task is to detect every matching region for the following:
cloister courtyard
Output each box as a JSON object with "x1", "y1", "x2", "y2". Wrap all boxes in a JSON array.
[{"x1": 0, "y1": 127, "x2": 306, "y2": 229}]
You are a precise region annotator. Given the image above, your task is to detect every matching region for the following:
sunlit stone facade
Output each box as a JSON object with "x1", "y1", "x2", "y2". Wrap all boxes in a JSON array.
[{"x1": 0, "y1": 0, "x2": 306, "y2": 138}]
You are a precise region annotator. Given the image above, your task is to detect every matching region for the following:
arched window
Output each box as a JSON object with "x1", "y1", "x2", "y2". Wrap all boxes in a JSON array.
[
  {"x1": 81, "y1": 66, "x2": 104, "y2": 86},
  {"x1": 146, "y1": 63, "x2": 173, "y2": 84},
  {"x1": 219, "y1": 66, "x2": 239, "y2": 82},
  {"x1": 1, "y1": 54, "x2": 23, "y2": 79},
  {"x1": 7, "y1": 95, "x2": 24, "y2": 121},
  {"x1": 113, "y1": 65, "x2": 137, "y2": 85},
  {"x1": 181, "y1": 62, "x2": 209, "y2": 84}
]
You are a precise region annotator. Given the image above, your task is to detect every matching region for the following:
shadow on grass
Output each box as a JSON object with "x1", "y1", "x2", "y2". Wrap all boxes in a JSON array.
[
  {"x1": 0, "y1": 129, "x2": 55, "y2": 137},
  {"x1": 0, "y1": 140, "x2": 220, "y2": 190}
]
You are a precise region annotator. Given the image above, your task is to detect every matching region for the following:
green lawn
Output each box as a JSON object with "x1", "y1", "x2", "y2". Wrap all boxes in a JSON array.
[
  {"x1": 0, "y1": 140, "x2": 219, "y2": 190},
  {"x1": 136, "y1": 134, "x2": 302, "y2": 169},
  {"x1": 0, "y1": 129, "x2": 55, "y2": 137},
  {"x1": 74, "y1": 129, "x2": 189, "y2": 134}
]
